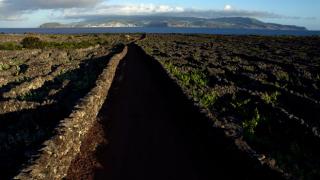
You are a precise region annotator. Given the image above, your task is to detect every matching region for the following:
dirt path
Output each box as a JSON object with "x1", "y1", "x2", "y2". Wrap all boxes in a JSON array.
[{"x1": 67, "y1": 44, "x2": 282, "y2": 180}]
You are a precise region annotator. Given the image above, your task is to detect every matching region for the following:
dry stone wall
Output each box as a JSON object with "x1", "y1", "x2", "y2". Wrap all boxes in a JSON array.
[{"x1": 15, "y1": 46, "x2": 128, "y2": 180}]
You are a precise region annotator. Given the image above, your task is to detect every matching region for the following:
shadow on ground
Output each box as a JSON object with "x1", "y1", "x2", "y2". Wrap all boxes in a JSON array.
[
  {"x1": 0, "y1": 45, "x2": 124, "y2": 179},
  {"x1": 67, "y1": 44, "x2": 284, "y2": 180}
]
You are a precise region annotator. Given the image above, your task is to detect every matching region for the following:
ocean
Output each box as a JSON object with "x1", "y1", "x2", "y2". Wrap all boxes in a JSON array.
[{"x1": 0, "y1": 27, "x2": 320, "y2": 36}]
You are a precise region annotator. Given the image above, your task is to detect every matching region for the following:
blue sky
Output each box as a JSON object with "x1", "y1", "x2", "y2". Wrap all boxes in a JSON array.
[{"x1": 0, "y1": 0, "x2": 319, "y2": 29}]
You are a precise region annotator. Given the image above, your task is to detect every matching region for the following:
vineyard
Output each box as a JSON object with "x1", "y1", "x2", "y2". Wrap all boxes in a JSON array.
[
  {"x1": 138, "y1": 34, "x2": 320, "y2": 179},
  {"x1": 1, "y1": 33, "x2": 320, "y2": 179},
  {"x1": 0, "y1": 34, "x2": 133, "y2": 179}
]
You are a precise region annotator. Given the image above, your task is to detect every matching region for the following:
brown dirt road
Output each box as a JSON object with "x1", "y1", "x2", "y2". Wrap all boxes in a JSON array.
[{"x1": 67, "y1": 43, "x2": 283, "y2": 180}]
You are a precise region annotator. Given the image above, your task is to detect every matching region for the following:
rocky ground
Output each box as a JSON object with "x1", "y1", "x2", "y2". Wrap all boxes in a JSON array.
[
  {"x1": 1, "y1": 34, "x2": 319, "y2": 180},
  {"x1": 0, "y1": 34, "x2": 135, "y2": 179},
  {"x1": 138, "y1": 34, "x2": 320, "y2": 179},
  {"x1": 66, "y1": 43, "x2": 283, "y2": 180}
]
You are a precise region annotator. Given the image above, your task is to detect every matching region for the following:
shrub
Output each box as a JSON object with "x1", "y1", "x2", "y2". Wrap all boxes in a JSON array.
[
  {"x1": 261, "y1": 91, "x2": 280, "y2": 104},
  {"x1": 20, "y1": 36, "x2": 97, "y2": 49},
  {"x1": 274, "y1": 70, "x2": 289, "y2": 82},
  {"x1": 21, "y1": 37, "x2": 43, "y2": 49},
  {"x1": 0, "y1": 62, "x2": 10, "y2": 71},
  {"x1": 200, "y1": 91, "x2": 218, "y2": 108},
  {"x1": 243, "y1": 108, "x2": 261, "y2": 135}
]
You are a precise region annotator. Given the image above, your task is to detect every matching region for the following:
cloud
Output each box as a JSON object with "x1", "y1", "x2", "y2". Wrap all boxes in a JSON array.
[
  {"x1": 224, "y1": 4, "x2": 233, "y2": 11},
  {"x1": 63, "y1": 4, "x2": 185, "y2": 18},
  {"x1": 62, "y1": 4, "x2": 284, "y2": 20},
  {"x1": 178, "y1": 9, "x2": 283, "y2": 19},
  {"x1": 0, "y1": 0, "x2": 101, "y2": 20},
  {"x1": 0, "y1": 0, "x2": 23, "y2": 20},
  {"x1": 0, "y1": 1, "x2": 308, "y2": 22},
  {"x1": 4, "y1": 0, "x2": 101, "y2": 10}
]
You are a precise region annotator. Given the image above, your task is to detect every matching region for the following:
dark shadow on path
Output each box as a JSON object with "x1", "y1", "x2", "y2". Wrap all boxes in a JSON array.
[{"x1": 91, "y1": 44, "x2": 284, "y2": 180}]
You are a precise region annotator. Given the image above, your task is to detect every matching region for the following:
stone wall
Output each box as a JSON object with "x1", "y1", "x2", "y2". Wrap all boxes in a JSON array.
[
  {"x1": 137, "y1": 44, "x2": 289, "y2": 179},
  {"x1": 15, "y1": 46, "x2": 128, "y2": 180}
]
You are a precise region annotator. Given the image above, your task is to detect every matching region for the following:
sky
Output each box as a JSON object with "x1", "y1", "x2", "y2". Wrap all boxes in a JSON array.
[{"x1": 0, "y1": 0, "x2": 319, "y2": 30}]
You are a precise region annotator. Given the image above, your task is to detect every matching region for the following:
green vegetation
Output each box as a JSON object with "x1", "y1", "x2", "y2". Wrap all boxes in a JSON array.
[
  {"x1": 164, "y1": 62, "x2": 208, "y2": 88},
  {"x1": 21, "y1": 36, "x2": 100, "y2": 49},
  {"x1": 199, "y1": 90, "x2": 218, "y2": 108},
  {"x1": 231, "y1": 56, "x2": 242, "y2": 62},
  {"x1": 163, "y1": 62, "x2": 218, "y2": 108},
  {"x1": 261, "y1": 91, "x2": 280, "y2": 104},
  {"x1": 242, "y1": 108, "x2": 261, "y2": 135},
  {"x1": 0, "y1": 62, "x2": 10, "y2": 71},
  {"x1": 47, "y1": 41, "x2": 97, "y2": 49},
  {"x1": 190, "y1": 71, "x2": 208, "y2": 87},
  {"x1": 21, "y1": 37, "x2": 42, "y2": 48},
  {"x1": 1, "y1": 33, "x2": 320, "y2": 179},
  {"x1": 242, "y1": 65, "x2": 255, "y2": 72},
  {"x1": 0, "y1": 42, "x2": 23, "y2": 50},
  {"x1": 229, "y1": 97, "x2": 263, "y2": 135},
  {"x1": 9, "y1": 57, "x2": 24, "y2": 66},
  {"x1": 0, "y1": 61, "x2": 23, "y2": 75},
  {"x1": 0, "y1": 34, "x2": 137, "y2": 179},
  {"x1": 138, "y1": 34, "x2": 320, "y2": 179},
  {"x1": 274, "y1": 70, "x2": 289, "y2": 82},
  {"x1": 193, "y1": 50, "x2": 201, "y2": 61}
]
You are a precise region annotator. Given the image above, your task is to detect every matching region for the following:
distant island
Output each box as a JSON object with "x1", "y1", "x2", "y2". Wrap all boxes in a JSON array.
[{"x1": 40, "y1": 16, "x2": 307, "y2": 31}]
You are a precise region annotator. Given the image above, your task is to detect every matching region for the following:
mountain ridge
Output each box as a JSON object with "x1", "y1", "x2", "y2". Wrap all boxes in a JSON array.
[{"x1": 40, "y1": 16, "x2": 307, "y2": 31}]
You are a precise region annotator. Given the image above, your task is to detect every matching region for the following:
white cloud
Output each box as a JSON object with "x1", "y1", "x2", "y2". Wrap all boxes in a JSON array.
[
  {"x1": 63, "y1": 4, "x2": 185, "y2": 17},
  {"x1": 224, "y1": 4, "x2": 233, "y2": 11},
  {"x1": 110, "y1": 4, "x2": 184, "y2": 14},
  {"x1": 5, "y1": 0, "x2": 101, "y2": 9},
  {"x1": 0, "y1": 0, "x2": 101, "y2": 20},
  {"x1": 62, "y1": 4, "x2": 284, "y2": 20},
  {"x1": 0, "y1": 1, "x2": 305, "y2": 23}
]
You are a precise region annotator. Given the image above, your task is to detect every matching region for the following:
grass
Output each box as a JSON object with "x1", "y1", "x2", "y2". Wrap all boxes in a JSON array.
[
  {"x1": 0, "y1": 36, "x2": 108, "y2": 51},
  {"x1": 19, "y1": 36, "x2": 108, "y2": 50},
  {"x1": 0, "y1": 36, "x2": 100, "y2": 50},
  {"x1": 0, "y1": 42, "x2": 23, "y2": 50},
  {"x1": 47, "y1": 41, "x2": 96, "y2": 49}
]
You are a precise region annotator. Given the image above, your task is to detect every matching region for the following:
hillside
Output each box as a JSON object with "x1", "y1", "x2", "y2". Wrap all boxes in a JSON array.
[{"x1": 40, "y1": 16, "x2": 307, "y2": 30}]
